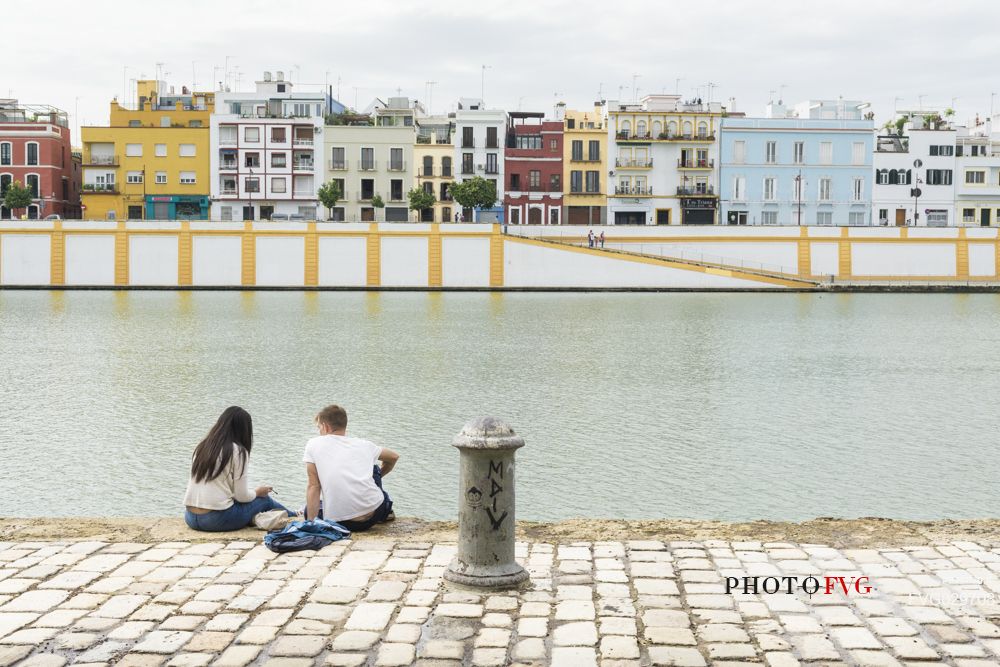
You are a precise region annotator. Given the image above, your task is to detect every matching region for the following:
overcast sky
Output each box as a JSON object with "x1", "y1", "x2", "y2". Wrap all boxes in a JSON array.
[{"x1": 6, "y1": 0, "x2": 1000, "y2": 141}]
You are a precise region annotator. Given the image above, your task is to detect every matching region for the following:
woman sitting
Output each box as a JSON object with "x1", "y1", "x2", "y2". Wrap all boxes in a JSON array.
[{"x1": 184, "y1": 406, "x2": 294, "y2": 532}]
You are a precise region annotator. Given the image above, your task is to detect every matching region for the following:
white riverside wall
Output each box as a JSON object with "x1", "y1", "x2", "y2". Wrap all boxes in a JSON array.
[{"x1": 0, "y1": 222, "x2": 998, "y2": 288}]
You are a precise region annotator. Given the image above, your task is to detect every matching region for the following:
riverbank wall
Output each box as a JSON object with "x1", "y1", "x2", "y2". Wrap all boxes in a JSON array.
[{"x1": 1, "y1": 221, "x2": 997, "y2": 290}]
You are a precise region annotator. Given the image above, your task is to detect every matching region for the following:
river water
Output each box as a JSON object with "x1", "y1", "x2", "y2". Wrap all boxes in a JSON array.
[{"x1": 1, "y1": 290, "x2": 999, "y2": 522}]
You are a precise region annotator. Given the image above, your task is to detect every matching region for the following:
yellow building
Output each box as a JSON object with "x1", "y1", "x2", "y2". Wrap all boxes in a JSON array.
[
  {"x1": 81, "y1": 80, "x2": 214, "y2": 220},
  {"x1": 413, "y1": 116, "x2": 456, "y2": 222},
  {"x1": 562, "y1": 104, "x2": 607, "y2": 225}
]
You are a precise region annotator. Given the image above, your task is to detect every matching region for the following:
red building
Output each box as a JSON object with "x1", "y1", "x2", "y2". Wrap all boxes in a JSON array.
[
  {"x1": 504, "y1": 112, "x2": 564, "y2": 225},
  {"x1": 0, "y1": 100, "x2": 81, "y2": 219}
]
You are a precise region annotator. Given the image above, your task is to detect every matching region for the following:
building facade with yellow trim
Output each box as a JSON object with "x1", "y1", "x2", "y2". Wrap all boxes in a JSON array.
[
  {"x1": 606, "y1": 94, "x2": 721, "y2": 225},
  {"x1": 414, "y1": 116, "x2": 456, "y2": 222},
  {"x1": 81, "y1": 80, "x2": 214, "y2": 220},
  {"x1": 562, "y1": 104, "x2": 607, "y2": 225}
]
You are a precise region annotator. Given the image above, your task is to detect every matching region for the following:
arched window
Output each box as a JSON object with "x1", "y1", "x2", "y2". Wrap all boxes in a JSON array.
[
  {"x1": 905, "y1": 169, "x2": 912, "y2": 184},
  {"x1": 422, "y1": 155, "x2": 433, "y2": 176},
  {"x1": 25, "y1": 142, "x2": 39, "y2": 166},
  {"x1": 0, "y1": 142, "x2": 11, "y2": 166},
  {"x1": 697, "y1": 122, "x2": 708, "y2": 138},
  {"x1": 897, "y1": 169, "x2": 908, "y2": 184},
  {"x1": 621, "y1": 120, "x2": 631, "y2": 135},
  {"x1": 27, "y1": 204, "x2": 39, "y2": 220},
  {"x1": 0, "y1": 173, "x2": 11, "y2": 195},
  {"x1": 442, "y1": 156, "x2": 452, "y2": 177},
  {"x1": 636, "y1": 120, "x2": 647, "y2": 137},
  {"x1": 887, "y1": 170, "x2": 898, "y2": 185},
  {"x1": 682, "y1": 121, "x2": 692, "y2": 137},
  {"x1": 25, "y1": 174, "x2": 40, "y2": 198},
  {"x1": 652, "y1": 121, "x2": 662, "y2": 138},
  {"x1": 667, "y1": 121, "x2": 677, "y2": 137}
]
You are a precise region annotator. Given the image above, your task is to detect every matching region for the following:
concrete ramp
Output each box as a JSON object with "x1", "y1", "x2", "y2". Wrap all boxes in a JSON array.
[{"x1": 503, "y1": 236, "x2": 818, "y2": 289}]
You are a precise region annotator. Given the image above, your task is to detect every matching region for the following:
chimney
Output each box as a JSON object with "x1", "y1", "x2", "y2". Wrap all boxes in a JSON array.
[
  {"x1": 264, "y1": 71, "x2": 272, "y2": 82},
  {"x1": 276, "y1": 71, "x2": 285, "y2": 82}
]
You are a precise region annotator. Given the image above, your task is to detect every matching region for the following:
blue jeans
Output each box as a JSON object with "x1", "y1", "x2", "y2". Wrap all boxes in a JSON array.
[
  {"x1": 185, "y1": 496, "x2": 294, "y2": 532},
  {"x1": 315, "y1": 466, "x2": 393, "y2": 533}
]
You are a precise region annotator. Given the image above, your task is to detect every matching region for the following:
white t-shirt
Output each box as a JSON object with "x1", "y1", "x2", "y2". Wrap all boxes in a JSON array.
[{"x1": 303, "y1": 434, "x2": 384, "y2": 522}]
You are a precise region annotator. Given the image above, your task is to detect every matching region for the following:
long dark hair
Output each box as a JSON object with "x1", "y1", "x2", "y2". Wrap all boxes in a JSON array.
[{"x1": 191, "y1": 406, "x2": 253, "y2": 483}]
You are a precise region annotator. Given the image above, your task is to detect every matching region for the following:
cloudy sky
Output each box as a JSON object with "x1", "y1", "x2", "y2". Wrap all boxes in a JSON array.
[{"x1": 6, "y1": 0, "x2": 1000, "y2": 140}]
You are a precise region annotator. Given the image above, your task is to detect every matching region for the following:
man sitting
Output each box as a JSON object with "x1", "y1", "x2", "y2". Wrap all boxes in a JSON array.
[{"x1": 304, "y1": 404, "x2": 399, "y2": 532}]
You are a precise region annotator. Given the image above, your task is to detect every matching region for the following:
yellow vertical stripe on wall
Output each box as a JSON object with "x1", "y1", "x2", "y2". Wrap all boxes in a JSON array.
[
  {"x1": 838, "y1": 227, "x2": 851, "y2": 279},
  {"x1": 304, "y1": 222, "x2": 318, "y2": 287},
  {"x1": 178, "y1": 221, "x2": 192, "y2": 286},
  {"x1": 428, "y1": 224, "x2": 442, "y2": 287},
  {"x1": 241, "y1": 221, "x2": 256, "y2": 286},
  {"x1": 114, "y1": 221, "x2": 129, "y2": 286},
  {"x1": 995, "y1": 238, "x2": 1000, "y2": 279},
  {"x1": 366, "y1": 223, "x2": 381, "y2": 287},
  {"x1": 489, "y1": 224, "x2": 504, "y2": 287},
  {"x1": 956, "y1": 228, "x2": 969, "y2": 279},
  {"x1": 797, "y1": 226, "x2": 811, "y2": 278},
  {"x1": 899, "y1": 227, "x2": 908, "y2": 239},
  {"x1": 50, "y1": 221, "x2": 65, "y2": 286}
]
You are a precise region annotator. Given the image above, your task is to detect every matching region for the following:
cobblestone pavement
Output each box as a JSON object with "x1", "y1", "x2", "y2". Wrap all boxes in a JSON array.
[{"x1": 3, "y1": 537, "x2": 1000, "y2": 666}]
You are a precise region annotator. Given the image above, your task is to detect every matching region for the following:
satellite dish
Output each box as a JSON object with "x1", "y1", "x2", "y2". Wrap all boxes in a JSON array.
[{"x1": 913, "y1": 159, "x2": 923, "y2": 168}]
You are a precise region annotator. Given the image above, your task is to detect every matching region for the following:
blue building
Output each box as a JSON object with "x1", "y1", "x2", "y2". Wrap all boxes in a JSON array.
[{"x1": 720, "y1": 101, "x2": 874, "y2": 225}]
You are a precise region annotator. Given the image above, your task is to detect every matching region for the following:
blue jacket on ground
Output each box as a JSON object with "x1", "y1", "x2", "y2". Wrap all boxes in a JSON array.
[{"x1": 263, "y1": 518, "x2": 351, "y2": 553}]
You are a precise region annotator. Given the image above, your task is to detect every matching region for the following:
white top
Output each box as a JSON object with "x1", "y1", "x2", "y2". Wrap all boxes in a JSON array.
[
  {"x1": 303, "y1": 434, "x2": 383, "y2": 522},
  {"x1": 183, "y1": 443, "x2": 255, "y2": 510}
]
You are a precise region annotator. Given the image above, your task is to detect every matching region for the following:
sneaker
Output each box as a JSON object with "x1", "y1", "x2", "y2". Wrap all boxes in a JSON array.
[{"x1": 384, "y1": 511, "x2": 396, "y2": 523}]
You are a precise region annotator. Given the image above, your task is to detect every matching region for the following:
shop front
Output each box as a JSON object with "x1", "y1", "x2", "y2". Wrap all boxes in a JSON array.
[
  {"x1": 681, "y1": 197, "x2": 717, "y2": 225},
  {"x1": 145, "y1": 195, "x2": 210, "y2": 221}
]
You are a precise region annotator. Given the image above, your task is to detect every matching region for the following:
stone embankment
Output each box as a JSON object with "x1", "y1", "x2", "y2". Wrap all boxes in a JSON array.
[{"x1": 2, "y1": 518, "x2": 1000, "y2": 666}]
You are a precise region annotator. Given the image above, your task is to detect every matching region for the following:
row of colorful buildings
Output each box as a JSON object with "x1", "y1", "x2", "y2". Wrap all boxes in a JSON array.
[{"x1": 2, "y1": 72, "x2": 999, "y2": 226}]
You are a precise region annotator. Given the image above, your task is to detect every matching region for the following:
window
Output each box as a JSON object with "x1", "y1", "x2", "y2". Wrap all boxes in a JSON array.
[
  {"x1": 733, "y1": 176, "x2": 746, "y2": 201},
  {"x1": 160, "y1": 116, "x2": 171, "y2": 127},
  {"x1": 220, "y1": 206, "x2": 233, "y2": 221},
  {"x1": 761, "y1": 211, "x2": 778, "y2": 225},
  {"x1": 462, "y1": 153, "x2": 473, "y2": 174},
  {"x1": 820, "y1": 142, "x2": 833, "y2": 165},
  {"x1": 155, "y1": 144, "x2": 167, "y2": 157},
  {"x1": 486, "y1": 126, "x2": 498, "y2": 148},
  {"x1": 792, "y1": 141, "x2": 804, "y2": 164},
  {"x1": 963, "y1": 208, "x2": 976, "y2": 222},
  {"x1": 360, "y1": 147, "x2": 374, "y2": 170},
  {"x1": 390, "y1": 179, "x2": 403, "y2": 201},
  {"x1": 550, "y1": 173, "x2": 560, "y2": 191},
  {"x1": 966, "y1": 170, "x2": 986, "y2": 184},
  {"x1": 245, "y1": 127, "x2": 260, "y2": 142},
  {"x1": 853, "y1": 178, "x2": 864, "y2": 201},
  {"x1": 0, "y1": 173, "x2": 10, "y2": 196},
  {"x1": 155, "y1": 171, "x2": 167, "y2": 184},
  {"x1": 571, "y1": 140, "x2": 583, "y2": 160},
  {"x1": 926, "y1": 169, "x2": 953, "y2": 185},
  {"x1": 792, "y1": 176, "x2": 803, "y2": 201},
  {"x1": 929, "y1": 145, "x2": 954, "y2": 156},
  {"x1": 878, "y1": 209, "x2": 888, "y2": 223},
  {"x1": 485, "y1": 153, "x2": 498, "y2": 174},
  {"x1": 588, "y1": 141, "x2": 600, "y2": 161},
  {"x1": 271, "y1": 177, "x2": 286, "y2": 193},
  {"x1": 653, "y1": 120, "x2": 662, "y2": 137},
  {"x1": 125, "y1": 143, "x2": 143, "y2": 157},
  {"x1": 24, "y1": 174, "x2": 39, "y2": 198},
  {"x1": 26, "y1": 142, "x2": 38, "y2": 165},
  {"x1": 441, "y1": 156, "x2": 452, "y2": 177},
  {"x1": 816, "y1": 211, "x2": 833, "y2": 225},
  {"x1": 245, "y1": 177, "x2": 260, "y2": 193},
  {"x1": 330, "y1": 147, "x2": 345, "y2": 169},
  {"x1": 245, "y1": 152, "x2": 260, "y2": 168},
  {"x1": 570, "y1": 171, "x2": 583, "y2": 193},
  {"x1": 180, "y1": 171, "x2": 196, "y2": 184},
  {"x1": 462, "y1": 126, "x2": 474, "y2": 148},
  {"x1": 220, "y1": 126, "x2": 237, "y2": 144},
  {"x1": 271, "y1": 127, "x2": 286, "y2": 143},
  {"x1": 697, "y1": 122, "x2": 708, "y2": 138},
  {"x1": 621, "y1": 120, "x2": 631, "y2": 135},
  {"x1": 179, "y1": 144, "x2": 195, "y2": 157},
  {"x1": 221, "y1": 177, "x2": 237, "y2": 194},
  {"x1": 636, "y1": 120, "x2": 647, "y2": 137},
  {"x1": 271, "y1": 152, "x2": 286, "y2": 168},
  {"x1": 733, "y1": 140, "x2": 745, "y2": 164},
  {"x1": 876, "y1": 169, "x2": 889, "y2": 185},
  {"x1": 586, "y1": 171, "x2": 600, "y2": 193},
  {"x1": 849, "y1": 212, "x2": 866, "y2": 226},
  {"x1": 763, "y1": 177, "x2": 776, "y2": 201},
  {"x1": 440, "y1": 182, "x2": 450, "y2": 201},
  {"x1": 550, "y1": 139, "x2": 557, "y2": 151},
  {"x1": 126, "y1": 171, "x2": 143, "y2": 184},
  {"x1": 515, "y1": 136, "x2": 542, "y2": 150},
  {"x1": 389, "y1": 148, "x2": 403, "y2": 170},
  {"x1": 529, "y1": 170, "x2": 540, "y2": 189},
  {"x1": 0, "y1": 142, "x2": 10, "y2": 165},
  {"x1": 510, "y1": 173, "x2": 521, "y2": 190},
  {"x1": 765, "y1": 141, "x2": 776, "y2": 164},
  {"x1": 852, "y1": 142, "x2": 865, "y2": 165},
  {"x1": 189, "y1": 120, "x2": 202, "y2": 128},
  {"x1": 819, "y1": 178, "x2": 832, "y2": 201},
  {"x1": 510, "y1": 208, "x2": 520, "y2": 224}
]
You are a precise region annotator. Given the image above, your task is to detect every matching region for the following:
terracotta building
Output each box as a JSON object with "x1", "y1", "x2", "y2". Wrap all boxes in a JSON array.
[{"x1": 504, "y1": 112, "x2": 564, "y2": 224}]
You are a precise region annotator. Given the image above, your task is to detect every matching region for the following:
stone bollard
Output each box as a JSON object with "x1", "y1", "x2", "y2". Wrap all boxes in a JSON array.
[{"x1": 444, "y1": 416, "x2": 529, "y2": 589}]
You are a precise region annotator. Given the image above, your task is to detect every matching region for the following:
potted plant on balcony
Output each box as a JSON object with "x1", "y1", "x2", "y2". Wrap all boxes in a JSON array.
[
  {"x1": 370, "y1": 194, "x2": 385, "y2": 222},
  {"x1": 3, "y1": 180, "x2": 33, "y2": 220},
  {"x1": 317, "y1": 180, "x2": 342, "y2": 221}
]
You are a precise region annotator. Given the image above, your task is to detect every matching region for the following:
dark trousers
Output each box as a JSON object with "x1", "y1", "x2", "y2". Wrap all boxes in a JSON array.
[{"x1": 320, "y1": 466, "x2": 393, "y2": 533}]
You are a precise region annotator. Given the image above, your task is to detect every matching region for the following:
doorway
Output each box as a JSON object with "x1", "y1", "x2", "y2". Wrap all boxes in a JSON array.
[
  {"x1": 981, "y1": 208, "x2": 991, "y2": 227},
  {"x1": 655, "y1": 209, "x2": 670, "y2": 225},
  {"x1": 528, "y1": 208, "x2": 542, "y2": 225},
  {"x1": 614, "y1": 211, "x2": 646, "y2": 225},
  {"x1": 895, "y1": 209, "x2": 905, "y2": 226},
  {"x1": 260, "y1": 205, "x2": 274, "y2": 220},
  {"x1": 242, "y1": 205, "x2": 255, "y2": 221}
]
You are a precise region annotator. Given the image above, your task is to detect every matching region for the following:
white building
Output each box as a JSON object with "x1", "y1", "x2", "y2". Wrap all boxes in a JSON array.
[
  {"x1": 873, "y1": 112, "x2": 956, "y2": 226},
  {"x1": 210, "y1": 72, "x2": 324, "y2": 220},
  {"x1": 606, "y1": 95, "x2": 723, "y2": 225},
  {"x1": 453, "y1": 98, "x2": 506, "y2": 222},
  {"x1": 955, "y1": 120, "x2": 1000, "y2": 226}
]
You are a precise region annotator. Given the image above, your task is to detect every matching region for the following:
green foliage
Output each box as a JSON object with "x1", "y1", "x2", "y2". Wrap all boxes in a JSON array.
[
  {"x1": 448, "y1": 177, "x2": 497, "y2": 212},
  {"x1": 371, "y1": 194, "x2": 385, "y2": 208},
  {"x1": 407, "y1": 187, "x2": 436, "y2": 212},
  {"x1": 2, "y1": 180, "x2": 33, "y2": 212},
  {"x1": 944, "y1": 108, "x2": 956, "y2": 118},
  {"x1": 894, "y1": 117, "x2": 907, "y2": 135},
  {"x1": 317, "y1": 180, "x2": 342, "y2": 215}
]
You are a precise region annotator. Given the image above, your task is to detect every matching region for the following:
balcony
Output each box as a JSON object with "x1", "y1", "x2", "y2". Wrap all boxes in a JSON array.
[
  {"x1": 82, "y1": 183, "x2": 118, "y2": 194},
  {"x1": 387, "y1": 161, "x2": 406, "y2": 172},
  {"x1": 83, "y1": 155, "x2": 118, "y2": 166},
  {"x1": 292, "y1": 137, "x2": 314, "y2": 146},
  {"x1": 486, "y1": 141, "x2": 499, "y2": 149},
  {"x1": 461, "y1": 165, "x2": 474, "y2": 175},
  {"x1": 220, "y1": 160, "x2": 238, "y2": 171},
  {"x1": 616, "y1": 132, "x2": 652, "y2": 142},
  {"x1": 389, "y1": 192, "x2": 406, "y2": 202},
  {"x1": 484, "y1": 165, "x2": 499, "y2": 175},
  {"x1": 359, "y1": 161, "x2": 377, "y2": 172},
  {"x1": 292, "y1": 161, "x2": 314, "y2": 171},
  {"x1": 328, "y1": 160, "x2": 349, "y2": 171},
  {"x1": 219, "y1": 137, "x2": 237, "y2": 146},
  {"x1": 676, "y1": 186, "x2": 716, "y2": 196},
  {"x1": 614, "y1": 185, "x2": 653, "y2": 196},
  {"x1": 571, "y1": 155, "x2": 601, "y2": 162},
  {"x1": 418, "y1": 167, "x2": 435, "y2": 177},
  {"x1": 616, "y1": 158, "x2": 653, "y2": 169},
  {"x1": 678, "y1": 159, "x2": 714, "y2": 169},
  {"x1": 220, "y1": 187, "x2": 237, "y2": 195},
  {"x1": 357, "y1": 191, "x2": 379, "y2": 202},
  {"x1": 461, "y1": 140, "x2": 475, "y2": 149}
]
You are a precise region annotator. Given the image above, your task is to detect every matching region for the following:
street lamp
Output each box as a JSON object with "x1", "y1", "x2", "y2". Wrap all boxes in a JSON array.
[
  {"x1": 794, "y1": 170, "x2": 803, "y2": 225},
  {"x1": 911, "y1": 159, "x2": 923, "y2": 226}
]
